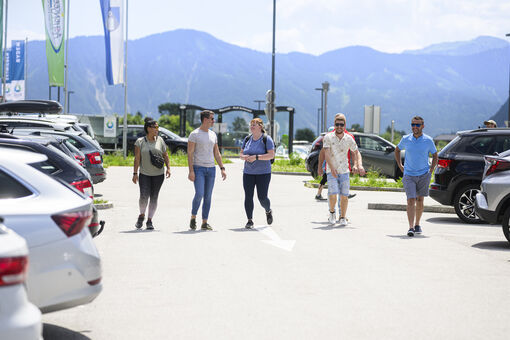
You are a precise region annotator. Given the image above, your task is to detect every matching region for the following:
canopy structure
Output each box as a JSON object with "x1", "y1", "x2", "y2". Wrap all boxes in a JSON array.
[{"x1": 178, "y1": 104, "x2": 296, "y2": 153}]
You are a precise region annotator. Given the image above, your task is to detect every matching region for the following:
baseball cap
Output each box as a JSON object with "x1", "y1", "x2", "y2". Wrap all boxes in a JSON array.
[{"x1": 484, "y1": 119, "x2": 497, "y2": 127}]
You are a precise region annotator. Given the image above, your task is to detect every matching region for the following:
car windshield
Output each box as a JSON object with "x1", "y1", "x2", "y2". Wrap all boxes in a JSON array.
[{"x1": 158, "y1": 127, "x2": 181, "y2": 139}]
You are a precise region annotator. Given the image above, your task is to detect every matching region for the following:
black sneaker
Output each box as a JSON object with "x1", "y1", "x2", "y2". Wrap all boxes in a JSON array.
[
  {"x1": 407, "y1": 228, "x2": 415, "y2": 237},
  {"x1": 201, "y1": 223, "x2": 213, "y2": 231},
  {"x1": 315, "y1": 194, "x2": 326, "y2": 201},
  {"x1": 414, "y1": 225, "x2": 422, "y2": 234},
  {"x1": 135, "y1": 215, "x2": 144, "y2": 229},
  {"x1": 348, "y1": 193, "x2": 357, "y2": 199},
  {"x1": 146, "y1": 220, "x2": 154, "y2": 230},
  {"x1": 266, "y1": 210, "x2": 273, "y2": 225},
  {"x1": 245, "y1": 220, "x2": 254, "y2": 229},
  {"x1": 190, "y1": 218, "x2": 197, "y2": 230}
]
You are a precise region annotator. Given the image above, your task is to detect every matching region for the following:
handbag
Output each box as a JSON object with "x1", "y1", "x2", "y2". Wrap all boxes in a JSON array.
[
  {"x1": 145, "y1": 137, "x2": 165, "y2": 169},
  {"x1": 149, "y1": 150, "x2": 165, "y2": 169}
]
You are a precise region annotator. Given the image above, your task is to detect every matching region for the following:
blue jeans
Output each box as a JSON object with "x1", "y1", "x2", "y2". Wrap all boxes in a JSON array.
[{"x1": 191, "y1": 166, "x2": 216, "y2": 219}]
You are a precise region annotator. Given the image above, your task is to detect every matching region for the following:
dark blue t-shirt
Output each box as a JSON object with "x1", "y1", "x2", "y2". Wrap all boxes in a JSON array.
[{"x1": 242, "y1": 135, "x2": 275, "y2": 174}]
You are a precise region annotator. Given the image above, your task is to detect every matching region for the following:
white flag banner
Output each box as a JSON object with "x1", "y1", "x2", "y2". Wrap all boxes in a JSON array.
[
  {"x1": 5, "y1": 80, "x2": 25, "y2": 101},
  {"x1": 99, "y1": 0, "x2": 124, "y2": 85}
]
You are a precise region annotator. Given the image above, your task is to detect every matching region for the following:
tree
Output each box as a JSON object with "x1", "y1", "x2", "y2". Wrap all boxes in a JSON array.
[
  {"x1": 231, "y1": 117, "x2": 249, "y2": 139},
  {"x1": 118, "y1": 113, "x2": 144, "y2": 125},
  {"x1": 158, "y1": 114, "x2": 193, "y2": 136},
  {"x1": 295, "y1": 128, "x2": 315, "y2": 142},
  {"x1": 350, "y1": 123, "x2": 363, "y2": 132},
  {"x1": 158, "y1": 102, "x2": 182, "y2": 116},
  {"x1": 380, "y1": 125, "x2": 407, "y2": 144}
]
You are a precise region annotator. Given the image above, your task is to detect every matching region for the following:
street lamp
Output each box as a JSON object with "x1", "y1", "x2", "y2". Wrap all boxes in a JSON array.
[
  {"x1": 315, "y1": 87, "x2": 324, "y2": 132},
  {"x1": 254, "y1": 99, "x2": 264, "y2": 111},
  {"x1": 67, "y1": 90, "x2": 74, "y2": 113}
]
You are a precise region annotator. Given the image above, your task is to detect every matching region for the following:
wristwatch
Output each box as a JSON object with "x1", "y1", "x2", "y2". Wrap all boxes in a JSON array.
[
  {"x1": 256, "y1": 155, "x2": 259, "y2": 160},
  {"x1": 220, "y1": 167, "x2": 225, "y2": 170}
]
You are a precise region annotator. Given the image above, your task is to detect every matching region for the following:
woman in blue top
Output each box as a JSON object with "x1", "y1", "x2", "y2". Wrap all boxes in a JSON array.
[{"x1": 240, "y1": 118, "x2": 275, "y2": 229}]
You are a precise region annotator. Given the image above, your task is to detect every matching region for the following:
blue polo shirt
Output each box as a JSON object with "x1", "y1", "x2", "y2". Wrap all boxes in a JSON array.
[
  {"x1": 397, "y1": 133, "x2": 437, "y2": 176},
  {"x1": 242, "y1": 134, "x2": 275, "y2": 175}
]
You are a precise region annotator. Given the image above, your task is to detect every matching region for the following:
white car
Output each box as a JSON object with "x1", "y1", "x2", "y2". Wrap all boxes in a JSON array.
[
  {"x1": 0, "y1": 147, "x2": 102, "y2": 313},
  {"x1": 0, "y1": 220, "x2": 42, "y2": 340}
]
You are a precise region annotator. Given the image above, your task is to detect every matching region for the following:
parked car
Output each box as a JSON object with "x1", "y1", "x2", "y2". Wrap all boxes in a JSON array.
[
  {"x1": 0, "y1": 219, "x2": 42, "y2": 340},
  {"x1": 14, "y1": 129, "x2": 106, "y2": 184},
  {"x1": 475, "y1": 149, "x2": 510, "y2": 242},
  {"x1": 116, "y1": 125, "x2": 188, "y2": 154},
  {"x1": 0, "y1": 148, "x2": 102, "y2": 313},
  {"x1": 430, "y1": 128, "x2": 510, "y2": 223},
  {"x1": 0, "y1": 136, "x2": 104, "y2": 237},
  {"x1": 305, "y1": 131, "x2": 404, "y2": 179}
]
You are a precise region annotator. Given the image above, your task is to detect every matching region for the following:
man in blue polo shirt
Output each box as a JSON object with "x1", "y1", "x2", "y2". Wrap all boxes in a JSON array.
[{"x1": 395, "y1": 116, "x2": 438, "y2": 237}]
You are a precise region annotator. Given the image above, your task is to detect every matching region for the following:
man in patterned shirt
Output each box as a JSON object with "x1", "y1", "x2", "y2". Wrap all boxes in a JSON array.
[{"x1": 324, "y1": 113, "x2": 366, "y2": 226}]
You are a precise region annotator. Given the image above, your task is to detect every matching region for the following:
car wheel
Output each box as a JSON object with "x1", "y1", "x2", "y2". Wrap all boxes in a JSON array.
[
  {"x1": 174, "y1": 146, "x2": 187, "y2": 154},
  {"x1": 453, "y1": 183, "x2": 483, "y2": 224},
  {"x1": 502, "y1": 206, "x2": 510, "y2": 243}
]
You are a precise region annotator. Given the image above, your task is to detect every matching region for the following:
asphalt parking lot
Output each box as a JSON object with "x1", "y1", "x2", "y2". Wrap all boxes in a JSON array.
[{"x1": 43, "y1": 160, "x2": 510, "y2": 340}]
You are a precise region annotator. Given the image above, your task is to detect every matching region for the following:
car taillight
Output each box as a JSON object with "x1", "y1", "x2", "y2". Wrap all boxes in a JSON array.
[
  {"x1": 437, "y1": 159, "x2": 452, "y2": 169},
  {"x1": 52, "y1": 210, "x2": 93, "y2": 237},
  {"x1": 86, "y1": 152, "x2": 102, "y2": 165},
  {"x1": 485, "y1": 158, "x2": 510, "y2": 177},
  {"x1": 74, "y1": 154, "x2": 85, "y2": 162},
  {"x1": 0, "y1": 256, "x2": 28, "y2": 286},
  {"x1": 71, "y1": 179, "x2": 94, "y2": 199}
]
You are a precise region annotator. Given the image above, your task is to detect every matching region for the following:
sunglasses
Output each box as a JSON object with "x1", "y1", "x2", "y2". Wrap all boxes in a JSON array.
[
  {"x1": 335, "y1": 122, "x2": 345, "y2": 127},
  {"x1": 209, "y1": 116, "x2": 215, "y2": 121},
  {"x1": 411, "y1": 123, "x2": 422, "y2": 127}
]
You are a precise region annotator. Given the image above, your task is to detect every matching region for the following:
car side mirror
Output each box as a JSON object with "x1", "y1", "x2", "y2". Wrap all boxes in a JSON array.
[{"x1": 385, "y1": 145, "x2": 395, "y2": 153}]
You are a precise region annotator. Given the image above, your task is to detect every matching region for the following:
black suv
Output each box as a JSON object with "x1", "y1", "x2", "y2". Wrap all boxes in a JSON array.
[
  {"x1": 106, "y1": 125, "x2": 188, "y2": 154},
  {"x1": 305, "y1": 132, "x2": 404, "y2": 179},
  {"x1": 430, "y1": 128, "x2": 510, "y2": 223}
]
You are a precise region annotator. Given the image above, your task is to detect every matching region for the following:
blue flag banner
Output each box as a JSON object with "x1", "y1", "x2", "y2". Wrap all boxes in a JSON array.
[
  {"x1": 99, "y1": 0, "x2": 124, "y2": 85},
  {"x1": 6, "y1": 40, "x2": 26, "y2": 101}
]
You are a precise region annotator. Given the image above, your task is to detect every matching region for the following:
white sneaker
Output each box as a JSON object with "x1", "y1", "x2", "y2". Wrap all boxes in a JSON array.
[
  {"x1": 338, "y1": 217, "x2": 348, "y2": 226},
  {"x1": 328, "y1": 212, "x2": 336, "y2": 224}
]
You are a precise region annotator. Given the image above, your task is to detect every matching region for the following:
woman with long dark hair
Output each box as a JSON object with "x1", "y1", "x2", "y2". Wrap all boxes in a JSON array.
[{"x1": 132, "y1": 118, "x2": 171, "y2": 230}]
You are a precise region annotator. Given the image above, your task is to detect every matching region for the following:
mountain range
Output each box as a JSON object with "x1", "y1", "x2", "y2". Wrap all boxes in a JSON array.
[{"x1": 24, "y1": 30, "x2": 510, "y2": 136}]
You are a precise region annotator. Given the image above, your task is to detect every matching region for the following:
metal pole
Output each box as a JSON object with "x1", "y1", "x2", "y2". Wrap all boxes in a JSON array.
[
  {"x1": 63, "y1": 0, "x2": 70, "y2": 114},
  {"x1": 322, "y1": 81, "x2": 329, "y2": 131},
  {"x1": 321, "y1": 89, "x2": 324, "y2": 130},
  {"x1": 254, "y1": 99, "x2": 264, "y2": 111},
  {"x1": 315, "y1": 87, "x2": 324, "y2": 132},
  {"x1": 317, "y1": 108, "x2": 320, "y2": 136},
  {"x1": 67, "y1": 90, "x2": 74, "y2": 112},
  {"x1": 391, "y1": 120, "x2": 395, "y2": 143},
  {"x1": 57, "y1": 87, "x2": 60, "y2": 102},
  {"x1": 506, "y1": 33, "x2": 510, "y2": 126},
  {"x1": 269, "y1": 0, "x2": 276, "y2": 141},
  {"x1": 48, "y1": 86, "x2": 51, "y2": 100},
  {"x1": 24, "y1": 37, "x2": 27, "y2": 99},
  {"x1": 2, "y1": 0, "x2": 8, "y2": 102},
  {"x1": 122, "y1": 0, "x2": 129, "y2": 158}
]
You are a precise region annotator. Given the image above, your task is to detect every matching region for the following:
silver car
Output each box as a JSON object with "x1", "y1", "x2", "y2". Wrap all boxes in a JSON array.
[{"x1": 474, "y1": 148, "x2": 510, "y2": 243}]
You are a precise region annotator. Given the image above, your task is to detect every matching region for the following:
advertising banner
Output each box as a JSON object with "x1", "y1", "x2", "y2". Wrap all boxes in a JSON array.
[
  {"x1": 104, "y1": 115, "x2": 117, "y2": 137},
  {"x1": 5, "y1": 40, "x2": 26, "y2": 100},
  {"x1": 100, "y1": 0, "x2": 124, "y2": 85},
  {"x1": 0, "y1": 0, "x2": 3, "y2": 77},
  {"x1": 42, "y1": 0, "x2": 65, "y2": 86}
]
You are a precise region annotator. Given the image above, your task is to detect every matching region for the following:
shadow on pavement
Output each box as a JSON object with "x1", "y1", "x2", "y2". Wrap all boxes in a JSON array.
[
  {"x1": 426, "y1": 217, "x2": 493, "y2": 227},
  {"x1": 119, "y1": 229, "x2": 160, "y2": 234},
  {"x1": 43, "y1": 324, "x2": 91, "y2": 340},
  {"x1": 229, "y1": 228, "x2": 258, "y2": 232},
  {"x1": 173, "y1": 230, "x2": 218, "y2": 234},
  {"x1": 386, "y1": 234, "x2": 430, "y2": 239},
  {"x1": 472, "y1": 241, "x2": 510, "y2": 251}
]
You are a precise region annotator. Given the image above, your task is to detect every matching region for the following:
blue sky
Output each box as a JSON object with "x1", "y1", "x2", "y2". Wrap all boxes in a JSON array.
[{"x1": 8, "y1": 0, "x2": 510, "y2": 54}]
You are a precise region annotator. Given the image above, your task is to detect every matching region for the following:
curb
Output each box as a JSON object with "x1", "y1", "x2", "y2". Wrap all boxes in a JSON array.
[
  {"x1": 368, "y1": 203, "x2": 455, "y2": 214},
  {"x1": 304, "y1": 181, "x2": 404, "y2": 192},
  {"x1": 95, "y1": 202, "x2": 114, "y2": 210},
  {"x1": 273, "y1": 171, "x2": 311, "y2": 176}
]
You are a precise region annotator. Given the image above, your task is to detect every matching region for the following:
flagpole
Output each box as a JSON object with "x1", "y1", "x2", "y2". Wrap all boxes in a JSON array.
[
  {"x1": 64, "y1": 0, "x2": 70, "y2": 113},
  {"x1": 122, "y1": 0, "x2": 128, "y2": 158},
  {"x1": 2, "y1": 0, "x2": 8, "y2": 102}
]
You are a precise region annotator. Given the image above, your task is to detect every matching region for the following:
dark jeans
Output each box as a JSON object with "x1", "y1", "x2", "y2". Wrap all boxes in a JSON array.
[
  {"x1": 139, "y1": 174, "x2": 164, "y2": 219},
  {"x1": 243, "y1": 173, "x2": 271, "y2": 220}
]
